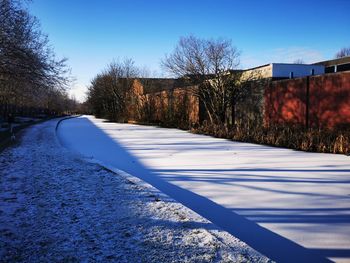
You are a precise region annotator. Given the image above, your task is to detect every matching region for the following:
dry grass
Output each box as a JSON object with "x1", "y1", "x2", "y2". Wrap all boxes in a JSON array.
[{"x1": 192, "y1": 123, "x2": 350, "y2": 155}]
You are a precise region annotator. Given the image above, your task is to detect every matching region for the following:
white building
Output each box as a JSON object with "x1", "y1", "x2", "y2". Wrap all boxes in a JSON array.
[{"x1": 243, "y1": 63, "x2": 325, "y2": 79}]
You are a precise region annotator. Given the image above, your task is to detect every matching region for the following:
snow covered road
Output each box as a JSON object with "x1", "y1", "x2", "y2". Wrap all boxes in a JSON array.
[
  {"x1": 58, "y1": 115, "x2": 350, "y2": 263},
  {"x1": 0, "y1": 118, "x2": 269, "y2": 262}
]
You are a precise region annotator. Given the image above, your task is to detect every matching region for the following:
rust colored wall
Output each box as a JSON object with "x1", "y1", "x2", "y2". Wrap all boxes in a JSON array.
[
  {"x1": 126, "y1": 79, "x2": 145, "y2": 122},
  {"x1": 265, "y1": 71, "x2": 350, "y2": 128},
  {"x1": 151, "y1": 90, "x2": 170, "y2": 122},
  {"x1": 173, "y1": 87, "x2": 199, "y2": 124},
  {"x1": 127, "y1": 72, "x2": 350, "y2": 130},
  {"x1": 309, "y1": 72, "x2": 350, "y2": 128},
  {"x1": 147, "y1": 87, "x2": 199, "y2": 125},
  {"x1": 126, "y1": 78, "x2": 199, "y2": 127},
  {"x1": 264, "y1": 78, "x2": 306, "y2": 126}
]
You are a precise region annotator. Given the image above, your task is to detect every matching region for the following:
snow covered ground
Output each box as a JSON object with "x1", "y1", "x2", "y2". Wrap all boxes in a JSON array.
[
  {"x1": 57, "y1": 115, "x2": 350, "y2": 263},
  {"x1": 0, "y1": 118, "x2": 270, "y2": 262}
]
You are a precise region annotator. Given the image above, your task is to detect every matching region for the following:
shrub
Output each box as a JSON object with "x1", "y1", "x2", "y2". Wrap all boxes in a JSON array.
[{"x1": 192, "y1": 123, "x2": 350, "y2": 155}]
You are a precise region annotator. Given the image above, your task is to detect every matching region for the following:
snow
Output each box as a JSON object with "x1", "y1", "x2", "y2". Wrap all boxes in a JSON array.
[
  {"x1": 57, "y1": 115, "x2": 350, "y2": 263},
  {"x1": 0, "y1": 118, "x2": 269, "y2": 262}
]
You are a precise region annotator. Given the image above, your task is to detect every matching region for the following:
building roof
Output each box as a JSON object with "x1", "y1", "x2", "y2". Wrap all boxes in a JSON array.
[
  {"x1": 313, "y1": 56, "x2": 350, "y2": 67},
  {"x1": 243, "y1": 62, "x2": 324, "y2": 72},
  {"x1": 243, "y1": 64, "x2": 271, "y2": 71}
]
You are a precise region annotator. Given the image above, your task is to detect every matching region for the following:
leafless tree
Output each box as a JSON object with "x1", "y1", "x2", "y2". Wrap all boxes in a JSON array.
[
  {"x1": 161, "y1": 35, "x2": 261, "y2": 125},
  {"x1": 0, "y1": 0, "x2": 73, "y2": 117},
  {"x1": 293, "y1": 59, "x2": 305, "y2": 64},
  {"x1": 86, "y1": 58, "x2": 140, "y2": 121},
  {"x1": 335, "y1": 47, "x2": 350, "y2": 58}
]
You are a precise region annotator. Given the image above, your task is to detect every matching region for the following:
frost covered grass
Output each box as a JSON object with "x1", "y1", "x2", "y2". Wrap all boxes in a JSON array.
[
  {"x1": 192, "y1": 122, "x2": 350, "y2": 155},
  {"x1": 0, "y1": 119, "x2": 269, "y2": 262}
]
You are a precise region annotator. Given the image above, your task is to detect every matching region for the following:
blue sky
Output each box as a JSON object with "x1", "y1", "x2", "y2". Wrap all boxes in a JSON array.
[{"x1": 28, "y1": 0, "x2": 350, "y2": 101}]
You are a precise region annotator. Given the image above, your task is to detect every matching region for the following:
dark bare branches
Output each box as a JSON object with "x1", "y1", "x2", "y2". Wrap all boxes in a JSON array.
[
  {"x1": 335, "y1": 47, "x2": 350, "y2": 58},
  {"x1": 0, "y1": 0, "x2": 73, "y2": 116},
  {"x1": 86, "y1": 58, "x2": 140, "y2": 121},
  {"x1": 293, "y1": 59, "x2": 305, "y2": 64},
  {"x1": 161, "y1": 35, "x2": 252, "y2": 125}
]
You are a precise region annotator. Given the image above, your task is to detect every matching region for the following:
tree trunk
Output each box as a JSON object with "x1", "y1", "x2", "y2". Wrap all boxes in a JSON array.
[{"x1": 231, "y1": 99, "x2": 236, "y2": 126}]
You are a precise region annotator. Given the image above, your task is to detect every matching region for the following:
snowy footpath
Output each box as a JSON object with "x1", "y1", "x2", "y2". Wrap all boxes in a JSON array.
[
  {"x1": 0, "y1": 118, "x2": 269, "y2": 262},
  {"x1": 58, "y1": 115, "x2": 350, "y2": 263}
]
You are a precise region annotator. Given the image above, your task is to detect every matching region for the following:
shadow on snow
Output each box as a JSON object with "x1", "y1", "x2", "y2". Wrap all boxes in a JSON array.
[{"x1": 59, "y1": 117, "x2": 347, "y2": 263}]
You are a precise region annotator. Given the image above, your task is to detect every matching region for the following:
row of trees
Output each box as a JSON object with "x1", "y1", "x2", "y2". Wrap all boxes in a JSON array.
[
  {"x1": 0, "y1": 0, "x2": 76, "y2": 119},
  {"x1": 87, "y1": 36, "x2": 263, "y2": 127}
]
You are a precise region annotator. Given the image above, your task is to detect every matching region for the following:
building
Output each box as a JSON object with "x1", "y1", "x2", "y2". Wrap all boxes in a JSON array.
[
  {"x1": 313, "y1": 56, "x2": 350, "y2": 73},
  {"x1": 125, "y1": 57, "x2": 350, "y2": 129},
  {"x1": 242, "y1": 63, "x2": 325, "y2": 80}
]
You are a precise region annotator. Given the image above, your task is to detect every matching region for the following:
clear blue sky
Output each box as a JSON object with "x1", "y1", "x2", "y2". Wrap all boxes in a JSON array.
[{"x1": 28, "y1": 0, "x2": 350, "y2": 102}]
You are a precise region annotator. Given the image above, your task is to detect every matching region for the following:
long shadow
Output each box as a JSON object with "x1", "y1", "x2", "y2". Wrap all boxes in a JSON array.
[
  {"x1": 240, "y1": 214, "x2": 350, "y2": 224},
  {"x1": 311, "y1": 248, "x2": 350, "y2": 258},
  {"x1": 158, "y1": 170, "x2": 347, "y2": 181},
  {"x1": 227, "y1": 207, "x2": 350, "y2": 224},
  {"x1": 58, "y1": 117, "x2": 333, "y2": 263},
  {"x1": 156, "y1": 168, "x2": 350, "y2": 173},
  {"x1": 155, "y1": 173, "x2": 349, "y2": 199},
  {"x1": 156, "y1": 173, "x2": 350, "y2": 184}
]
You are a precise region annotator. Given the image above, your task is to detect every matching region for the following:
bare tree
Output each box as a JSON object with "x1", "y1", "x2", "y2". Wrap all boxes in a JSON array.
[
  {"x1": 293, "y1": 59, "x2": 305, "y2": 64},
  {"x1": 0, "y1": 0, "x2": 73, "y2": 117},
  {"x1": 335, "y1": 47, "x2": 350, "y2": 58},
  {"x1": 86, "y1": 58, "x2": 140, "y2": 121},
  {"x1": 161, "y1": 35, "x2": 259, "y2": 125}
]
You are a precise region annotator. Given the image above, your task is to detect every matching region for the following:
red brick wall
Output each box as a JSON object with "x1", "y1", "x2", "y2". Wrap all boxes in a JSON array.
[
  {"x1": 126, "y1": 79, "x2": 144, "y2": 122},
  {"x1": 173, "y1": 87, "x2": 199, "y2": 124},
  {"x1": 126, "y1": 79, "x2": 199, "y2": 126},
  {"x1": 264, "y1": 78, "x2": 307, "y2": 126},
  {"x1": 264, "y1": 71, "x2": 350, "y2": 128},
  {"x1": 309, "y1": 72, "x2": 350, "y2": 128},
  {"x1": 148, "y1": 87, "x2": 199, "y2": 125}
]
